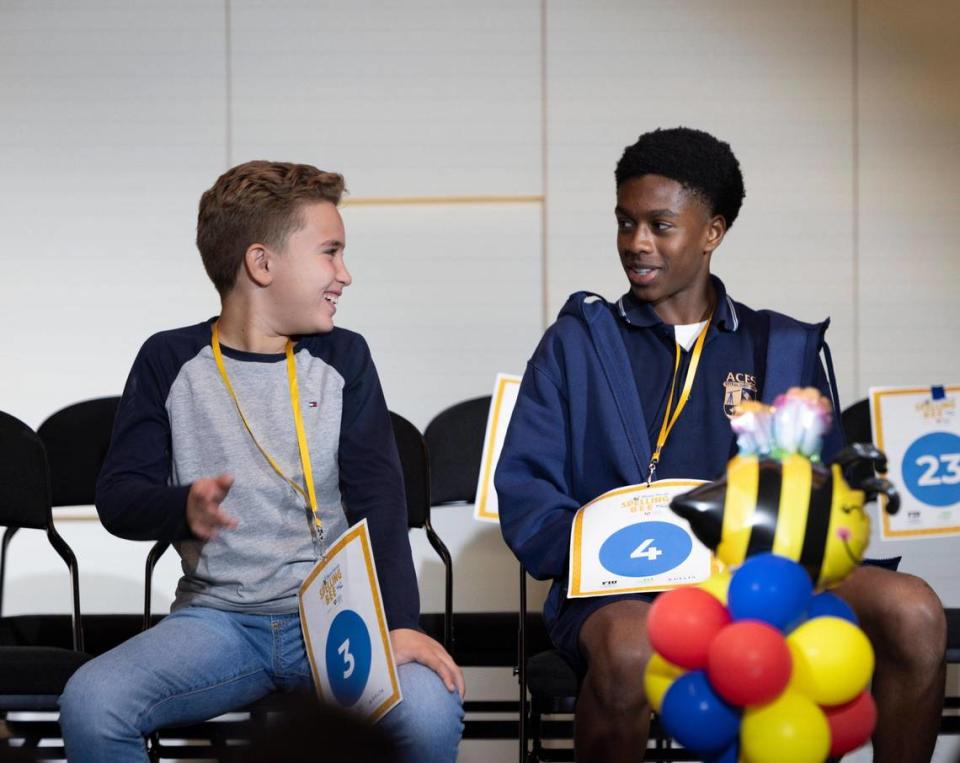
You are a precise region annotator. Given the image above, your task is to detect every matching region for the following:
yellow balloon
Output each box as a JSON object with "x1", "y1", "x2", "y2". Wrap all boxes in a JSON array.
[
  {"x1": 643, "y1": 652, "x2": 685, "y2": 713},
  {"x1": 698, "y1": 569, "x2": 732, "y2": 605},
  {"x1": 741, "y1": 691, "x2": 830, "y2": 763},
  {"x1": 787, "y1": 616, "x2": 874, "y2": 706}
]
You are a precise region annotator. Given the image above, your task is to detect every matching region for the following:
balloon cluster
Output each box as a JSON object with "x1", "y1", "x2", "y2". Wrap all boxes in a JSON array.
[
  {"x1": 645, "y1": 556, "x2": 876, "y2": 762},
  {"x1": 644, "y1": 388, "x2": 893, "y2": 762}
]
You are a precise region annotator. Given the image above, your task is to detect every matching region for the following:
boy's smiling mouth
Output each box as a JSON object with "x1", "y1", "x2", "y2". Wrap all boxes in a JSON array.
[{"x1": 626, "y1": 264, "x2": 660, "y2": 285}]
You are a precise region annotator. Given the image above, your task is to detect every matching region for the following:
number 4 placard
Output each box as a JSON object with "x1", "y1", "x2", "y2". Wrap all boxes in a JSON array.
[
  {"x1": 568, "y1": 480, "x2": 716, "y2": 598},
  {"x1": 299, "y1": 519, "x2": 402, "y2": 722},
  {"x1": 870, "y1": 385, "x2": 960, "y2": 539}
]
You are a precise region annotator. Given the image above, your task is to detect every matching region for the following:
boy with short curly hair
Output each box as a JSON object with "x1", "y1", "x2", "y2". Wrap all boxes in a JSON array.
[{"x1": 497, "y1": 127, "x2": 945, "y2": 762}]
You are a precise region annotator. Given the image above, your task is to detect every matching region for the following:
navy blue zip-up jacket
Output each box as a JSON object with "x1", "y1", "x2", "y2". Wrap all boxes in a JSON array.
[{"x1": 495, "y1": 277, "x2": 842, "y2": 633}]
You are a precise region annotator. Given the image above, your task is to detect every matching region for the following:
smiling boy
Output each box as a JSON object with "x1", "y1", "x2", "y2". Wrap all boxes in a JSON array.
[
  {"x1": 58, "y1": 161, "x2": 464, "y2": 762},
  {"x1": 496, "y1": 128, "x2": 945, "y2": 762}
]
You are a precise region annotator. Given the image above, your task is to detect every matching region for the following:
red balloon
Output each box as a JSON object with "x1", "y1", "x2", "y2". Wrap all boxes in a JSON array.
[
  {"x1": 648, "y1": 587, "x2": 730, "y2": 669},
  {"x1": 824, "y1": 691, "x2": 877, "y2": 756},
  {"x1": 706, "y1": 620, "x2": 792, "y2": 706}
]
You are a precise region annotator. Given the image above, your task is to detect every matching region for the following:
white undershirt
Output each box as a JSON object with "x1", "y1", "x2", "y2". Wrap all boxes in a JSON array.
[{"x1": 673, "y1": 320, "x2": 708, "y2": 352}]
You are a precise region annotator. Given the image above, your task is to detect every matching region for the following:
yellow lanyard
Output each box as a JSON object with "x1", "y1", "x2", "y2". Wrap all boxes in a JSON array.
[
  {"x1": 647, "y1": 312, "x2": 713, "y2": 485},
  {"x1": 210, "y1": 321, "x2": 324, "y2": 552}
]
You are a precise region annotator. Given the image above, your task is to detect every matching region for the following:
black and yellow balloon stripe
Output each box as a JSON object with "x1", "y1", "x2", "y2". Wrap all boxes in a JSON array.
[{"x1": 672, "y1": 455, "x2": 871, "y2": 589}]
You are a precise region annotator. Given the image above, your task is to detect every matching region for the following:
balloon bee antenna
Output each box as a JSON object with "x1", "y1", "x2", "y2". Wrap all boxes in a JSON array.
[
  {"x1": 832, "y1": 443, "x2": 889, "y2": 475},
  {"x1": 858, "y1": 477, "x2": 900, "y2": 515}
]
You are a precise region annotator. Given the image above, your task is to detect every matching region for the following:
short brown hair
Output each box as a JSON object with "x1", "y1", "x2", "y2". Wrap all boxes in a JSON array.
[{"x1": 196, "y1": 161, "x2": 346, "y2": 295}]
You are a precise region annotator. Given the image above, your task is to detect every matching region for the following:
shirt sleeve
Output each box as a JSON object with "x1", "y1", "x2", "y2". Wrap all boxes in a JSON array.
[
  {"x1": 495, "y1": 352, "x2": 581, "y2": 582},
  {"x1": 337, "y1": 336, "x2": 420, "y2": 631},
  {"x1": 95, "y1": 337, "x2": 192, "y2": 542}
]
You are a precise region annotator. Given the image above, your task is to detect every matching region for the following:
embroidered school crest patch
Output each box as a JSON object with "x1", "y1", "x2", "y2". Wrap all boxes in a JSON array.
[{"x1": 723, "y1": 372, "x2": 758, "y2": 418}]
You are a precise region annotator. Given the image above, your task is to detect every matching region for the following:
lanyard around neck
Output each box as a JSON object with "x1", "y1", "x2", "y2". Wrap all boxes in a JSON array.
[
  {"x1": 210, "y1": 321, "x2": 323, "y2": 549},
  {"x1": 647, "y1": 312, "x2": 713, "y2": 484}
]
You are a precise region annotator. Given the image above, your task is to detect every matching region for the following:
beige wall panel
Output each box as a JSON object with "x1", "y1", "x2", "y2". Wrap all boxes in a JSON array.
[
  {"x1": 230, "y1": 0, "x2": 541, "y2": 197},
  {"x1": 0, "y1": 1, "x2": 227, "y2": 427},
  {"x1": 546, "y1": 0, "x2": 857, "y2": 403},
  {"x1": 857, "y1": 0, "x2": 960, "y2": 394},
  {"x1": 337, "y1": 203, "x2": 544, "y2": 431}
]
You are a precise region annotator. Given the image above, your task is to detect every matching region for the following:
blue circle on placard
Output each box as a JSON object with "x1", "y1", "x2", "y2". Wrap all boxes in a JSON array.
[
  {"x1": 901, "y1": 432, "x2": 960, "y2": 507},
  {"x1": 598, "y1": 521, "x2": 692, "y2": 577},
  {"x1": 325, "y1": 609, "x2": 372, "y2": 706}
]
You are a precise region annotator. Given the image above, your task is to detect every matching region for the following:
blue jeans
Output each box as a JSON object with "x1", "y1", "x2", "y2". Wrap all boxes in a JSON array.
[{"x1": 59, "y1": 607, "x2": 463, "y2": 762}]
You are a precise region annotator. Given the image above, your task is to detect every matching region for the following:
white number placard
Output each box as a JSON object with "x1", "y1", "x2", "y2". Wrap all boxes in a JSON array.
[
  {"x1": 474, "y1": 373, "x2": 522, "y2": 522},
  {"x1": 870, "y1": 385, "x2": 960, "y2": 540},
  {"x1": 568, "y1": 480, "x2": 715, "y2": 598},
  {"x1": 299, "y1": 519, "x2": 401, "y2": 722}
]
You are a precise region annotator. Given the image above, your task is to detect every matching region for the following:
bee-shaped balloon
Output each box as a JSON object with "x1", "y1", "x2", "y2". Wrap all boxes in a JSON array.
[{"x1": 670, "y1": 390, "x2": 900, "y2": 589}]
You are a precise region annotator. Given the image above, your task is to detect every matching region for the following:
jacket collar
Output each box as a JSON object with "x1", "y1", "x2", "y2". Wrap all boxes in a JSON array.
[{"x1": 615, "y1": 275, "x2": 739, "y2": 332}]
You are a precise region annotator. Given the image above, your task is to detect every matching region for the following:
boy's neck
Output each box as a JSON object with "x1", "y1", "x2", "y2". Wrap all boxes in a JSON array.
[
  {"x1": 649, "y1": 279, "x2": 716, "y2": 326},
  {"x1": 216, "y1": 297, "x2": 290, "y2": 354}
]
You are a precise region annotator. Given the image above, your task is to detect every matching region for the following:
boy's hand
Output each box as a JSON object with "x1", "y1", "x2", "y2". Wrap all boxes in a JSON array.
[
  {"x1": 186, "y1": 474, "x2": 238, "y2": 540},
  {"x1": 390, "y1": 628, "x2": 465, "y2": 699}
]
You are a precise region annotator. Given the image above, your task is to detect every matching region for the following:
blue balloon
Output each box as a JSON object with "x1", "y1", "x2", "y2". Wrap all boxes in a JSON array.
[
  {"x1": 728, "y1": 553, "x2": 813, "y2": 631},
  {"x1": 704, "y1": 741, "x2": 739, "y2": 763},
  {"x1": 660, "y1": 671, "x2": 740, "y2": 753},
  {"x1": 804, "y1": 590, "x2": 859, "y2": 625}
]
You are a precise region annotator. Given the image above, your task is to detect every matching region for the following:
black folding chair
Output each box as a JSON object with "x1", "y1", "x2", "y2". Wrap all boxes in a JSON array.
[
  {"x1": 426, "y1": 396, "x2": 561, "y2": 747},
  {"x1": 426, "y1": 394, "x2": 679, "y2": 762},
  {"x1": 0, "y1": 410, "x2": 89, "y2": 756}
]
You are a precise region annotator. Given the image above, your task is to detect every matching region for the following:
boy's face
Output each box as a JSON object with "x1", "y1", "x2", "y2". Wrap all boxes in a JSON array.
[
  {"x1": 615, "y1": 174, "x2": 724, "y2": 321},
  {"x1": 267, "y1": 200, "x2": 351, "y2": 335}
]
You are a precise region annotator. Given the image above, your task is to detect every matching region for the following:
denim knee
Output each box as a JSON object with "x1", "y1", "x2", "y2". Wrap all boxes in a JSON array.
[
  {"x1": 381, "y1": 662, "x2": 464, "y2": 763},
  {"x1": 60, "y1": 657, "x2": 141, "y2": 745}
]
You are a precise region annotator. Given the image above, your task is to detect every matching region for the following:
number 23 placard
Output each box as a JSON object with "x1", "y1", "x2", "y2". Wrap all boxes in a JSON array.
[{"x1": 870, "y1": 385, "x2": 960, "y2": 539}]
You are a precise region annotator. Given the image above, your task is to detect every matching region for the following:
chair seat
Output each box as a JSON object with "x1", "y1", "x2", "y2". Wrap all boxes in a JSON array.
[
  {"x1": 527, "y1": 648, "x2": 579, "y2": 698},
  {"x1": 0, "y1": 647, "x2": 91, "y2": 695},
  {"x1": 946, "y1": 608, "x2": 960, "y2": 658}
]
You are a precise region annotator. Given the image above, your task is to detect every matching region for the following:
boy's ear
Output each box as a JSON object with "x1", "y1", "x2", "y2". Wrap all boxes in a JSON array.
[
  {"x1": 704, "y1": 214, "x2": 727, "y2": 255},
  {"x1": 243, "y1": 244, "x2": 274, "y2": 287}
]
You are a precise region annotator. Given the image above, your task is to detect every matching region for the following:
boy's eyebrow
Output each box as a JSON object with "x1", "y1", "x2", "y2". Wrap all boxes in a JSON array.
[
  {"x1": 615, "y1": 206, "x2": 679, "y2": 218},
  {"x1": 320, "y1": 239, "x2": 344, "y2": 249}
]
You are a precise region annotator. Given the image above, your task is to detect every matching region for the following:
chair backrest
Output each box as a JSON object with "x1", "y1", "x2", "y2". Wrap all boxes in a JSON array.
[
  {"x1": 388, "y1": 411, "x2": 431, "y2": 529},
  {"x1": 841, "y1": 398, "x2": 871, "y2": 444},
  {"x1": 0, "y1": 410, "x2": 84, "y2": 649},
  {"x1": 423, "y1": 396, "x2": 491, "y2": 505},
  {"x1": 0, "y1": 411, "x2": 53, "y2": 530},
  {"x1": 37, "y1": 396, "x2": 120, "y2": 508}
]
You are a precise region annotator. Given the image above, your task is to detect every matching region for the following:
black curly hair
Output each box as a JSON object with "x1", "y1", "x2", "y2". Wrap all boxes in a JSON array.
[{"x1": 615, "y1": 127, "x2": 746, "y2": 229}]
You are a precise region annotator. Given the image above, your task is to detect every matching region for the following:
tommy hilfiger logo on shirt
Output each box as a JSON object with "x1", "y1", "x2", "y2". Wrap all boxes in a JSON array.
[{"x1": 307, "y1": 401, "x2": 319, "y2": 408}]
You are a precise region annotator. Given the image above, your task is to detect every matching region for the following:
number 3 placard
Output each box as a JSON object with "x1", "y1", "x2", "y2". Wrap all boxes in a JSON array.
[
  {"x1": 567, "y1": 480, "x2": 716, "y2": 598},
  {"x1": 871, "y1": 385, "x2": 960, "y2": 539},
  {"x1": 299, "y1": 519, "x2": 402, "y2": 721}
]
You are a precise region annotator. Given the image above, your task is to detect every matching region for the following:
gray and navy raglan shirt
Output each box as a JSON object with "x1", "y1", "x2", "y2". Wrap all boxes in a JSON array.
[{"x1": 96, "y1": 319, "x2": 420, "y2": 629}]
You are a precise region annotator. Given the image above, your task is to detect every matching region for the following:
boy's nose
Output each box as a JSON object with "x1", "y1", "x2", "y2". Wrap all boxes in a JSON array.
[
  {"x1": 337, "y1": 261, "x2": 352, "y2": 287},
  {"x1": 625, "y1": 226, "x2": 654, "y2": 253}
]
